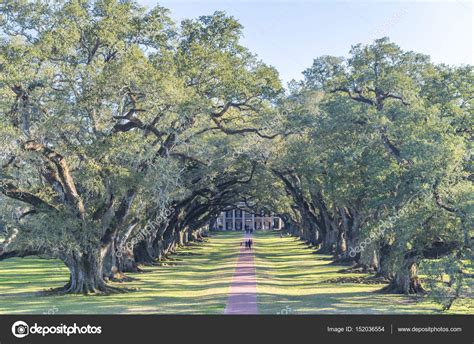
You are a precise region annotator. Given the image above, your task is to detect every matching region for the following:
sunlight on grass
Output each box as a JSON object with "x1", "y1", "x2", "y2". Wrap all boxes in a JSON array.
[
  {"x1": 0, "y1": 231, "x2": 471, "y2": 314},
  {"x1": 0, "y1": 232, "x2": 241, "y2": 314},
  {"x1": 253, "y1": 231, "x2": 473, "y2": 315}
]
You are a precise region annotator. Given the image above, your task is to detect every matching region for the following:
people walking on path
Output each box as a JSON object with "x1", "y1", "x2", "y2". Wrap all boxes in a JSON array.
[{"x1": 240, "y1": 239, "x2": 254, "y2": 249}]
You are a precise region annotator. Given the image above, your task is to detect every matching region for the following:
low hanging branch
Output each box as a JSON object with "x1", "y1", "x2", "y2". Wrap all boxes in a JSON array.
[
  {"x1": 272, "y1": 169, "x2": 325, "y2": 236},
  {"x1": 0, "y1": 229, "x2": 41, "y2": 261},
  {"x1": 405, "y1": 241, "x2": 462, "y2": 260},
  {"x1": 0, "y1": 180, "x2": 57, "y2": 212},
  {"x1": 23, "y1": 140, "x2": 85, "y2": 218}
]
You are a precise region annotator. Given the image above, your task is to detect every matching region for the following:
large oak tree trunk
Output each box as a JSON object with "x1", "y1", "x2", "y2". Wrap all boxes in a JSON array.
[
  {"x1": 153, "y1": 237, "x2": 165, "y2": 261},
  {"x1": 134, "y1": 240, "x2": 155, "y2": 265},
  {"x1": 177, "y1": 229, "x2": 188, "y2": 246},
  {"x1": 103, "y1": 240, "x2": 139, "y2": 279},
  {"x1": 320, "y1": 227, "x2": 337, "y2": 254},
  {"x1": 381, "y1": 259, "x2": 425, "y2": 294},
  {"x1": 116, "y1": 246, "x2": 139, "y2": 273},
  {"x1": 58, "y1": 251, "x2": 119, "y2": 294},
  {"x1": 334, "y1": 208, "x2": 361, "y2": 263},
  {"x1": 367, "y1": 249, "x2": 380, "y2": 272},
  {"x1": 336, "y1": 230, "x2": 347, "y2": 256}
]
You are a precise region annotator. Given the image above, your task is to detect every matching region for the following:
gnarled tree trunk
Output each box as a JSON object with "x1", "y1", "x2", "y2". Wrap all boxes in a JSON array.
[
  {"x1": 58, "y1": 250, "x2": 120, "y2": 294},
  {"x1": 381, "y1": 258, "x2": 424, "y2": 294},
  {"x1": 134, "y1": 240, "x2": 155, "y2": 265}
]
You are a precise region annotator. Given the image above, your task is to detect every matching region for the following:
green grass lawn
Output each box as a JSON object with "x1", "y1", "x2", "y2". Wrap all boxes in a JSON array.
[
  {"x1": 0, "y1": 232, "x2": 242, "y2": 314},
  {"x1": 0, "y1": 230, "x2": 472, "y2": 314},
  {"x1": 253, "y1": 231, "x2": 473, "y2": 314}
]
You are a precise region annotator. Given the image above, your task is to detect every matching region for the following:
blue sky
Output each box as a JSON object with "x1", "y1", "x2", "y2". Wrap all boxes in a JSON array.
[{"x1": 138, "y1": 0, "x2": 473, "y2": 84}]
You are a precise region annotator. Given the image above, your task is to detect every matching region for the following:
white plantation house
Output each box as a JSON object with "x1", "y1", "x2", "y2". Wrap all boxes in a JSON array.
[{"x1": 210, "y1": 202, "x2": 283, "y2": 231}]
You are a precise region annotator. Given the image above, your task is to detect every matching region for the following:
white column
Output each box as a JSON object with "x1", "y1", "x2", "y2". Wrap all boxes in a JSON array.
[
  {"x1": 261, "y1": 211, "x2": 264, "y2": 230},
  {"x1": 271, "y1": 212, "x2": 274, "y2": 230},
  {"x1": 222, "y1": 211, "x2": 226, "y2": 231},
  {"x1": 252, "y1": 213, "x2": 255, "y2": 230},
  {"x1": 242, "y1": 210, "x2": 245, "y2": 231},
  {"x1": 232, "y1": 209, "x2": 236, "y2": 231}
]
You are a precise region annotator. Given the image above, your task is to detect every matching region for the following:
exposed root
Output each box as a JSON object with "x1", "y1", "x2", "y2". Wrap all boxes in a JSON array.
[
  {"x1": 330, "y1": 260, "x2": 355, "y2": 267},
  {"x1": 42, "y1": 283, "x2": 134, "y2": 296},
  {"x1": 133, "y1": 267, "x2": 151, "y2": 274},
  {"x1": 336, "y1": 263, "x2": 369, "y2": 272},
  {"x1": 322, "y1": 275, "x2": 389, "y2": 285},
  {"x1": 174, "y1": 251, "x2": 201, "y2": 257},
  {"x1": 156, "y1": 262, "x2": 177, "y2": 267},
  {"x1": 107, "y1": 273, "x2": 137, "y2": 283},
  {"x1": 378, "y1": 278, "x2": 426, "y2": 295}
]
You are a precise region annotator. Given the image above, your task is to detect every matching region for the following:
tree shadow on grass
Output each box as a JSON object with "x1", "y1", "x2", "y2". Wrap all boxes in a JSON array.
[{"x1": 257, "y1": 291, "x2": 440, "y2": 315}]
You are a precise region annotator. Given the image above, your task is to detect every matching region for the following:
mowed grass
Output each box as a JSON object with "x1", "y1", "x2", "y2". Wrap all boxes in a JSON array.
[
  {"x1": 0, "y1": 232, "x2": 242, "y2": 314},
  {"x1": 253, "y1": 231, "x2": 473, "y2": 314},
  {"x1": 0, "y1": 231, "x2": 472, "y2": 314}
]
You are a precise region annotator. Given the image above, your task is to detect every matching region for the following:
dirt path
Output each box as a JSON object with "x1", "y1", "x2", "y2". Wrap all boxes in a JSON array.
[{"x1": 224, "y1": 234, "x2": 257, "y2": 314}]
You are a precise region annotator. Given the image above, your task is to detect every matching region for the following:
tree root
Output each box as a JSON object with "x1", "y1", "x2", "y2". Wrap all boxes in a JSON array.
[
  {"x1": 336, "y1": 263, "x2": 370, "y2": 272},
  {"x1": 322, "y1": 275, "x2": 389, "y2": 285},
  {"x1": 107, "y1": 273, "x2": 137, "y2": 283},
  {"x1": 378, "y1": 279, "x2": 426, "y2": 295},
  {"x1": 42, "y1": 283, "x2": 136, "y2": 296},
  {"x1": 41, "y1": 276, "x2": 139, "y2": 295}
]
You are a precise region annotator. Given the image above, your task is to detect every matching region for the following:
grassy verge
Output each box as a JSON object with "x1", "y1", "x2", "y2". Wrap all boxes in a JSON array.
[
  {"x1": 0, "y1": 230, "x2": 471, "y2": 314},
  {"x1": 0, "y1": 232, "x2": 241, "y2": 314},
  {"x1": 253, "y1": 230, "x2": 473, "y2": 314}
]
